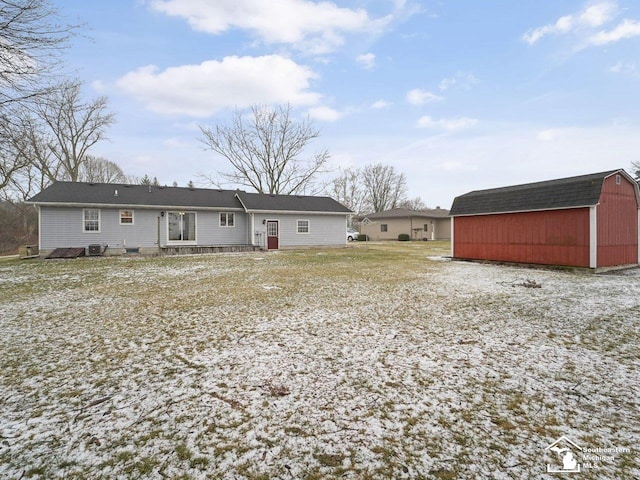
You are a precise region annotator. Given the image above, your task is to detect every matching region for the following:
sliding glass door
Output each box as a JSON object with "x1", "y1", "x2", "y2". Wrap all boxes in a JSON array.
[{"x1": 168, "y1": 212, "x2": 196, "y2": 242}]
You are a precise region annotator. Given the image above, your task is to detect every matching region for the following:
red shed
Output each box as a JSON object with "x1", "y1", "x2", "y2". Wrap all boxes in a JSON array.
[{"x1": 449, "y1": 169, "x2": 640, "y2": 269}]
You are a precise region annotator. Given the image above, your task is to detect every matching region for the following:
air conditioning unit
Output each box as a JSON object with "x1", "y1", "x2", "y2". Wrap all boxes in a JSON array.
[{"x1": 88, "y1": 244, "x2": 102, "y2": 256}]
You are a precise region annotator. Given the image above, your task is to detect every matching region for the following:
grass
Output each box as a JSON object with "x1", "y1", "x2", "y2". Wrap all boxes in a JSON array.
[{"x1": 0, "y1": 241, "x2": 638, "y2": 479}]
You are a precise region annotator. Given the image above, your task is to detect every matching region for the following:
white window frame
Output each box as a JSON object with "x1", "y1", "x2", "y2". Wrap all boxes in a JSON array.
[
  {"x1": 167, "y1": 211, "x2": 197, "y2": 244},
  {"x1": 297, "y1": 219, "x2": 310, "y2": 234},
  {"x1": 220, "y1": 212, "x2": 235, "y2": 227},
  {"x1": 119, "y1": 209, "x2": 134, "y2": 225},
  {"x1": 83, "y1": 209, "x2": 100, "y2": 233}
]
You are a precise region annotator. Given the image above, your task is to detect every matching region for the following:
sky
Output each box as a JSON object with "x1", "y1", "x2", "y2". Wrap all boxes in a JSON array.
[{"x1": 52, "y1": 0, "x2": 640, "y2": 209}]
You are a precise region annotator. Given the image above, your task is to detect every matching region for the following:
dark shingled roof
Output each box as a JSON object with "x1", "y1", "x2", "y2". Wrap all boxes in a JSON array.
[
  {"x1": 449, "y1": 170, "x2": 623, "y2": 216},
  {"x1": 27, "y1": 181, "x2": 352, "y2": 213},
  {"x1": 28, "y1": 182, "x2": 243, "y2": 209},
  {"x1": 238, "y1": 192, "x2": 352, "y2": 213}
]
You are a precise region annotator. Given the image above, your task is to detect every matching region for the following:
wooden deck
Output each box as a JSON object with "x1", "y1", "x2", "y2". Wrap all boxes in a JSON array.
[{"x1": 160, "y1": 245, "x2": 262, "y2": 255}]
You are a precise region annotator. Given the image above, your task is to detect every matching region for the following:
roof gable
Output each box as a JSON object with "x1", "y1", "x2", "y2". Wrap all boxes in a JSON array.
[{"x1": 449, "y1": 169, "x2": 626, "y2": 216}]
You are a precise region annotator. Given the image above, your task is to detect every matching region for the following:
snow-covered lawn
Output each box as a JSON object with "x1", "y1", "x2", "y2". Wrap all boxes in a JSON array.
[{"x1": 0, "y1": 241, "x2": 638, "y2": 479}]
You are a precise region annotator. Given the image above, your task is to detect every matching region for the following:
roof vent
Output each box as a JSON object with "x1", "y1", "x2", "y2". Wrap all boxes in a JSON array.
[
  {"x1": 114, "y1": 189, "x2": 119, "y2": 197},
  {"x1": 148, "y1": 186, "x2": 151, "y2": 193}
]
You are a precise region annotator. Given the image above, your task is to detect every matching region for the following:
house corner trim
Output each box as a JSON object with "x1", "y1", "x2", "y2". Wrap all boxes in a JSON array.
[{"x1": 589, "y1": 206, "x2": 597, "y2": 269}]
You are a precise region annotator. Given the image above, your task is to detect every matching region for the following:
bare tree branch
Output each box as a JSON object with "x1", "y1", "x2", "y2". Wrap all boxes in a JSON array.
[
  {"x1": 199, "y1": 104, "x2": 329, "y2": 195},
  {"x1": 361, "y1": 163, "x2": 407, "y2": 212},
  {"x1": 35, "y1": 79, "x2": 115, "y2": 181}
]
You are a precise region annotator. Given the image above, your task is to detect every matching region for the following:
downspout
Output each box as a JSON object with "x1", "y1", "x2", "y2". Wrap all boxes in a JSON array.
[
  {"x1": 157, "y1": 214, "x2": 161, "y2": 255},
  {"x1": 250, "y1": 213, "x2": 255, "y2": 246},
  {"x1": 38, "y1": 206, "x2": 42, "y2": 250}
]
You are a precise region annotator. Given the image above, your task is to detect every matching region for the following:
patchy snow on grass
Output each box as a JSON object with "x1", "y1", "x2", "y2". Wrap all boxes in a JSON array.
[{"x1": 0, "y1": 242, "x2": 638, "y2": 479}]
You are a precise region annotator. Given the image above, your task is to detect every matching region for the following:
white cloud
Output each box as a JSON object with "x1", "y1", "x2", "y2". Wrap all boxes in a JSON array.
[
  {"x1": 371, "y1": 100, "x2": 391, "y2": 109},
  {"x1": 406, "y1": 88, "x2": 443, "y2": 105},
  {"x1": 589, "y1": 18, "x2": 640, "y2": 45},
  {"x1": 537, "y1": 129, "x2": 561, "y2": 142},
  {"x1": 608, "y1": 61, "x2": 638, "y2": 76},
  {"x1": 438, "y1": 72, "x2": 478, "y2": 91},
  {"x1": 417, "y1": 115, "x2": 478, "y2": 131},
  {"x1": 308, "y1": 105, "x2": 343, "y2": 122},
  {"x1": 116, "y1": 55, "x2": 321, "y2": 117},
  {"x1": 523, "y1": 1, "x2": 618, "y2": 44},
  {"x1": 150, "y1": 0, "x2": 391, "y2": 54},
  {"x1": 91, "y1": 80, "x2": 107, "y2": 93},
  {"x1": 356, "y1": 52, "x2": 376, "y2": 70}
]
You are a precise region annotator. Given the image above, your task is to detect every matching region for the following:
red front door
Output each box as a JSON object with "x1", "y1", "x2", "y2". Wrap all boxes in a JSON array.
[{"x1": 267, "y1": 221, "x2": 279, "y2": 250}]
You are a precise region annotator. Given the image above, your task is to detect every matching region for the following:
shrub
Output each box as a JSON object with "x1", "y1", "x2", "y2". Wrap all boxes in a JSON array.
[
  {"x1": 357, "y1": 234, "x2": 369, "y2": 241},
  {"x1": 398, "y1": 233, "x2": 410, "y2": 241}
]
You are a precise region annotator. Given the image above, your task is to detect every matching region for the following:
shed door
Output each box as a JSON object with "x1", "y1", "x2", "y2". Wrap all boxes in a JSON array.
[{"x1": 267, "y1": 221, "x2": 279, "y2": 250}]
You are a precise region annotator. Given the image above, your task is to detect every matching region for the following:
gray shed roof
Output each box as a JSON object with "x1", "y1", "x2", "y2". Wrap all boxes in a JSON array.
[
  {"x1": 28, "y1": 181, "x2": 351, "y2": 214},
  {"x1": 361, "y1": 208, "x2": 450, "y2": 220},
  {"x1": 449, "y1": 169, "x2": 626, "y2": 216}
]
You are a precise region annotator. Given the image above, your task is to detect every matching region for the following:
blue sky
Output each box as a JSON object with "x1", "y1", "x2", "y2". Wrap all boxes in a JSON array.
[{"x1": 55, "y1": 0, "x2": 640, "y2": 208}]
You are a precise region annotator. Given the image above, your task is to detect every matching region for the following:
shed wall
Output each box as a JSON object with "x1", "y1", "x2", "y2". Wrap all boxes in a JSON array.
[
  {"x1": 453, "y1": 208, "x2": 591, "y2": 267},
  {"x1": 596, "y1": 174, "x2": 639, "y2": 267}
]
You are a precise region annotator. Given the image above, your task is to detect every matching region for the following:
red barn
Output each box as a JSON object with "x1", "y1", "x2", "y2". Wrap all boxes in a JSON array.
[{"x1": 449, "y1": 169, "x2": 640, "y2": 269}]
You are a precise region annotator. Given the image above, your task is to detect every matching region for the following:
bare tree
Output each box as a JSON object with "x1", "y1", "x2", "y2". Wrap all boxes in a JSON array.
[
  {"x1": 397, "y1": 196, "x2": 427, "y2": 210},
  {"x1": 362, "y1": 163, "x2": 407, "y2": 212},
  {"x1": 0, "y1": 0, "x2": 76, "y2": 109},
  {"x1": 631, "y1": 161, "x2": 640, "y2": 181},
  {"x1": 78, "y1": 156, "x2": 127, "y2": 183},
  {"x1": 35, "y1": 80, "x2": 115, "y2": 181},
  {"x1": 326, "y1": 167, "x2": 366, "y2": 214},
  {"x1": 199, "y1": 104, "x2": 330, "y2": 195}
]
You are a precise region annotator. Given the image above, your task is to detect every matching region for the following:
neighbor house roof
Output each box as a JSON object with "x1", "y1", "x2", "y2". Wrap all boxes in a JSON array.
[
  {"x1": 361, "y1": 207, "x2": 450, "y2": 220},
  {"x1": 449, "y1": 169, "x2": 629, "y2": 216},
  {"x1": 27, "y1": 181, "x2": 352, "y2": 214}
]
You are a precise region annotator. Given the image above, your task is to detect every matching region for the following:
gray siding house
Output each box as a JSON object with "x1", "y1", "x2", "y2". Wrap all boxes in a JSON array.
[{"x1": 28, "y1": 182, "x2": 352, "y2": 256}]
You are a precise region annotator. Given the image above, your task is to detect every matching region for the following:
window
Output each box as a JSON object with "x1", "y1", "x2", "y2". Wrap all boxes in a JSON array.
[
  {"x1": 424, "y1": 224, "x2": 429, "y2": 232},
  {"x1": 616, "y1": 174, "x2": 621, "y2": 185},
  {"x1": 168, "y1": 212, "x2": 196, "y2": 242},
  {"x1": 297, "y1": 219, "x2": 310, "y2": 234},
  {"x1": 220, "y1": 212, "x2": 235, "y2": 227},
  {"x1": 381, "y1": 224, "x2": 388, "y2": 232},
  {"x1": 120, "y1": 210, "x2": 134, "y2": 225},
  {"x1": 83, "y1": 209, "x2": 100, "y2": 232}
]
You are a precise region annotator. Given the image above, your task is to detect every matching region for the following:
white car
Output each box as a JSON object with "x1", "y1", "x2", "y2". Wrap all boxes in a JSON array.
[{"x1": 347, "y1": 228, "x2": 359, "y2": 242}]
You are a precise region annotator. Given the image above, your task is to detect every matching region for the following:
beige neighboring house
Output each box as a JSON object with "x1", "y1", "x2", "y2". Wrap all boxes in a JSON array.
[{"x1": 358, "y1": 207, "x2": 451, "y2": 241}]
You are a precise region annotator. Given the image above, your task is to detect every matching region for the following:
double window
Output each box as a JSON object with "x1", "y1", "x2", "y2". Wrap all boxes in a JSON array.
[
  {"x1": 168, "y1": 212, "x2": 196, "y2": 242},
  {"x1": 220, "y1": 212, "x2": 235, "y2": 227},
  {"x1": 83, "y1": 209, "x2": 100, "y2": 232},
  {"x1": 297, "y1": 219, "x2": 310, "y2": 234}
]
